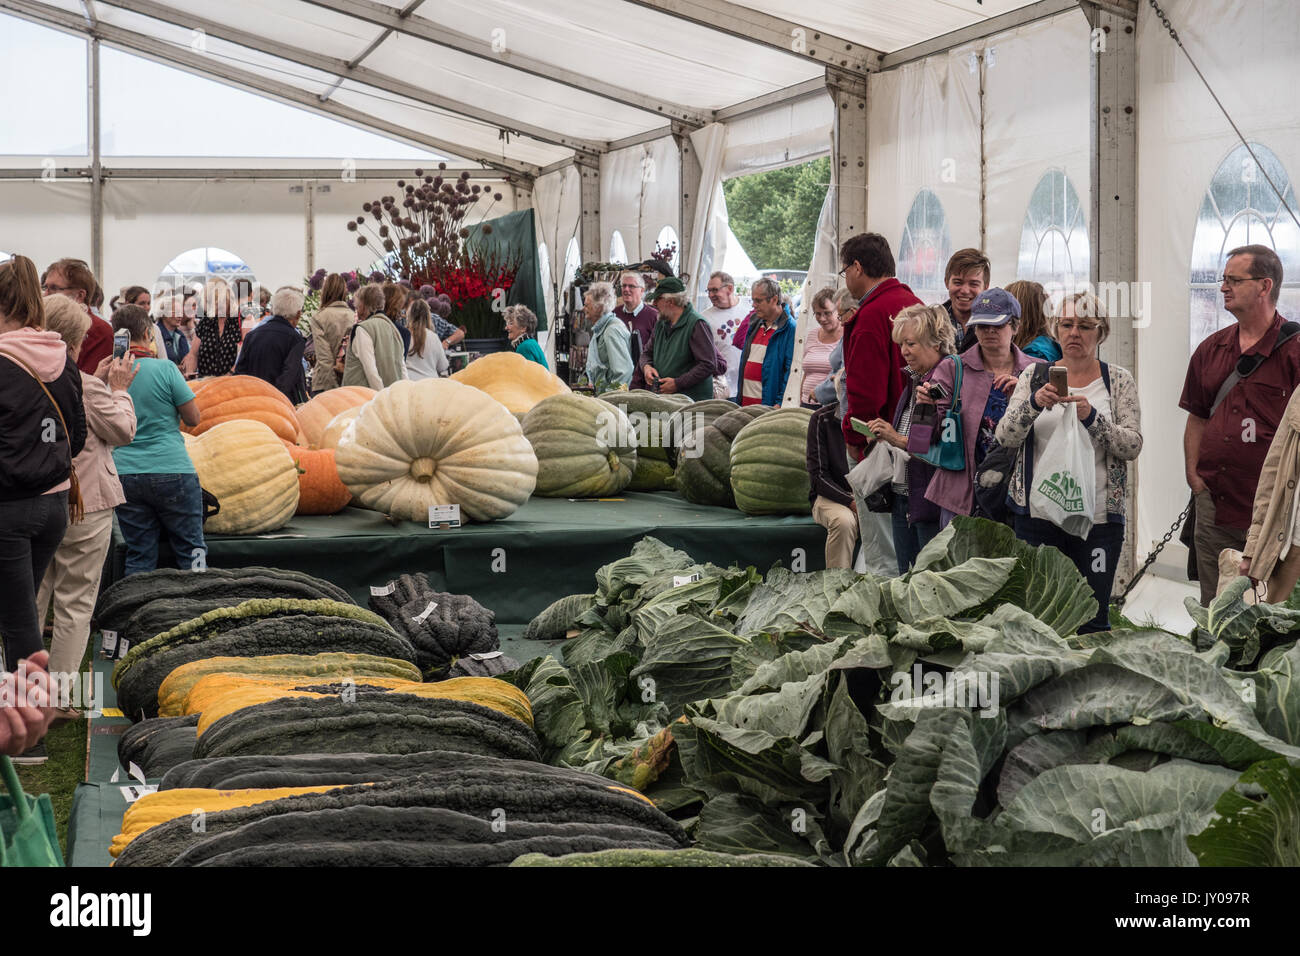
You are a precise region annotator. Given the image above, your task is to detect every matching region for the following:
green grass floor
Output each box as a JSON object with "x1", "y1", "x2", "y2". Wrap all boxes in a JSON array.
[{"x1": 13, "y1": 641, "x2": 92, "y2": 857}]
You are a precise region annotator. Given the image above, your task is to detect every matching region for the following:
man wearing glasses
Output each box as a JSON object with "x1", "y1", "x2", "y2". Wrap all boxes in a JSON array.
[
  {"x1": 838, "y1": 234, "x2": 922, "y2": 460},
  {"x1": 701, "y1": 271, "x2": 749, "y2": 400},
  {"x1": 1180, "y1": 244, "x2": 1300, "y2": 605},
  {"x1": 614, "y1": 272, "x2": 658, "y2": 390},
  {"x1": 41, "y1": 258, "x2": 113, "y2": 374},
  {"x1": 734, "y1": 277, "x2": 794, "y2": 406}
]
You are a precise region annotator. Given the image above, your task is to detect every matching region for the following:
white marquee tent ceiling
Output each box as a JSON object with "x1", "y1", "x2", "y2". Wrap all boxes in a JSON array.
[{"x1": 0, "y1": 0, "x2": 1063, "y2": 176}]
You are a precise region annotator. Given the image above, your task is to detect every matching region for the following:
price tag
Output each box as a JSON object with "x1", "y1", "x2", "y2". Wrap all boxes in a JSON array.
[
  {"x1": 411, "y1": 601, "x2": 438, "y2": 625},
  {"x1": 469, "y1": 651, "x2": 504, "y2": 661},
  {"x1": 673, "y1": 573, "x2": 702, "y2": 587},
  {"x1": 100, "y1": 630, "x2": 118, "y2": 657},
  {"x1": 428, "y1": 504, "x2": 461, "y2": 529},
  {"x1": 120, "y1": 784, "x2": 158, "y2": 804},
  {"x1": 370, "y1": 582, "x2": 396, "y2": 597},
  {"x1": 128, "y1": 761, "x2": 147, "y2": 784},
  {"x1": 116, "y1": 638, "x2": 130, "y2": 660}
]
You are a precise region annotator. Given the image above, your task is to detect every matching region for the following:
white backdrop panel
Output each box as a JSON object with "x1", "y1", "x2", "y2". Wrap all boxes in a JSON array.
[
  {"x1": 601, "y1": 137, "x2": 680, "y2": 263},
  {"x1": 1135, "y1": 0, "x2": 1300, "y2": 575},
  {"x1": 0, "y1": 180, "x2": 93, "y2": 273}
]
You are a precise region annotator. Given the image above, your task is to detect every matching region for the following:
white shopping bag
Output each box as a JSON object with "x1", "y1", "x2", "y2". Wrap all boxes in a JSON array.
[
  {"x1": 847, "y1": 443, "x2": 899, "y2": 576},
  {"x1": 1028, "y1": 408, "x2": 1095, "y2": 539}
]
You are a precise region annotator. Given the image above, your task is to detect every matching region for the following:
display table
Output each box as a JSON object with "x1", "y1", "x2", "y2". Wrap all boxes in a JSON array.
[{"x1": 107, "y1": 493, "x2": 825, "y2": 626}]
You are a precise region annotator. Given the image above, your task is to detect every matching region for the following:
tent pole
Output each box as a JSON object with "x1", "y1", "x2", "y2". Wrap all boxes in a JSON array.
[
  {"x1": 88, "y1": 37, "x2": 103, "y2": 281},
  {"x1": 304, "y1": 182, "x2": 316, "y2": 280},
  {"x1": 826, "y1": 67, "x2": 868, "y2": 248},
  {"x1": 576, "y1": 155, "x2": 601, "y2": 265},
  {"x1": 673, "y1": 122, "x2": 702, "y2": 285}
]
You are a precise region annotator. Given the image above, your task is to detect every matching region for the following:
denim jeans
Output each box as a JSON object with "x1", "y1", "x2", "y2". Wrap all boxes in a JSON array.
[
  {"x1": 891, "y1": 495, "x2": 940, "y2": 575},
  {"x1": 116, "y1": 473, "x2": 207, "y2": 577},
  {"x1": 1013, "y1": 514, "x2": 1124, "y2": 632},
  {"x1": 0, "y1": 492, "x2": 68, "y2": 667}
]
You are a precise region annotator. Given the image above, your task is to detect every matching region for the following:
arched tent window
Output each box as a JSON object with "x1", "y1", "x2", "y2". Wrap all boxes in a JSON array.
[
  {"x1": 1189, "y1": 143, "x2": 1300, "y2": 348},
  {"x1": 655, "y1": 226, "x2": 680, "y2": 273},
  {"x1": 609, "y1": 231, "x2": 628, "y2": 265},
  {"x1": 157, "y1": 247, "x2": 255, "y2": 301},
  {"x1": 1017, "y1": 169, "x2": 1090, "y2": 305},
  {"x1": 897, "y1": 189, "x2": 951, "y2": 305}
]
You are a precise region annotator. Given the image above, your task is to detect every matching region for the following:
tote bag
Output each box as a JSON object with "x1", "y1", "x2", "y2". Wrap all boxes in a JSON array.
[
  {"x1": 912, "y1": 356, "x2": 965, "y2": 471},
  {"x1": 0, "y1": 755, "x2": 63, "y2": 867},
  {"x1": 1028, "y1": 408, "x2": 1096, "y2": 539}
]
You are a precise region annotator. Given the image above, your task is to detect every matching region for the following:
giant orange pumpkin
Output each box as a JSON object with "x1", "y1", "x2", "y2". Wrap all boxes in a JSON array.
[
  {"x1": 294, "y1": 387, "x2": 375, "y2": 448},
  {"x1": 280, "y1": 441, "x2": 353, "y2": 515},
  {"x1": 182, "y1": 375, "x2": 298, "y2": 443}
]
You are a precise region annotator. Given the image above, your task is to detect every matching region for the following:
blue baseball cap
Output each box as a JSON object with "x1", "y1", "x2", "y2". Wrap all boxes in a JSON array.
[{"x1": 967, "y1": 288, "x2": 1021, "y2": 327}]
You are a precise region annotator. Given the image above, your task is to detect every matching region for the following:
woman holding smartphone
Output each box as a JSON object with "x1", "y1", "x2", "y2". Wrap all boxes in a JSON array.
[
  {"x1": 863, "y1": 304, "x2": 956, "y2": 572},
  {"x1": 995, "y1": 292, "x2": 1142, "y2": 632}
]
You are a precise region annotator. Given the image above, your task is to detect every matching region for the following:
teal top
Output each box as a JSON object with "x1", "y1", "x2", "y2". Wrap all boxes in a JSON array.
[
  {"x1": 582, "y1": 312, "x2": 633, "y2": 391},
  {"x1": 514, "y1": 337, "x2": 548, "y2": 369},
  {"x1": 1022, "y1": 334, "x2": 1062, "y2": 362},
  {"x1": 112, "y1": 358, "x2": 196, "y2": 475}
]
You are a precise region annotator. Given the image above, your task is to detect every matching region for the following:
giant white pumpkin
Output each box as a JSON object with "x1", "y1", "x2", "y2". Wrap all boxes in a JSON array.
[{"x1": 333, "y1": 379, "x2": 538, "y2": 522}]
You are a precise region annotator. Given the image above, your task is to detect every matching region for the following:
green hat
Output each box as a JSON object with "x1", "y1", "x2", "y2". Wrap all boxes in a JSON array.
[{"x1": 646, "y1": 276, "x2": 685, "y2": 301}]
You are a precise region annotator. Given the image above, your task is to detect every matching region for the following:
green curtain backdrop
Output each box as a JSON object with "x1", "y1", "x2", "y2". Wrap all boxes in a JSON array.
[{"x1": 468, "y1": 208, "x2": 547, "y2": 331}]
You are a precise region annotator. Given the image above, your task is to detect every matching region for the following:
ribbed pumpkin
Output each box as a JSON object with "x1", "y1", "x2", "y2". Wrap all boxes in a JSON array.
[
  {"x1": 729, "y1": 407, "x2": 815, "y2": 515},
  {"x1": 281, "y1": 440, "x2": 352, "y2": 515},
  {"x1": 597, "y1": 390, "x2": 688, "y2": 491},
  {"x1": 319, "y1": 407, "x2": 364, "y2": 450},
  {"x1": 182, "y1": 375, "x2": 298, "y2": 443},
  {"x1": 522, "y1": 393, "x2": 636, "y2": 498},
  {"x1": 334, "y1": 378, "x2": 538, "y2": 523},
  {"x1": 187, "y1": 420, "x2": 300, "y2": 533},
  {"x1": 451, "y1": 351, "x2": 568, "y2": 415},
  {"x1": 294, "y1": 386, "x2": 375, "y2": 448},
  {"x1": 676, "y1": 404, "x2": 772, "y2": 507}
]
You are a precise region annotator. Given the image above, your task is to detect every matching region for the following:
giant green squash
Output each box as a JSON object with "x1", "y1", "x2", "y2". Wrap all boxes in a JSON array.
[
  {"x1": 675, "y1": 405, "x2": 772, "y2": 507},
  {"x1": 729, "y1": 407, "x2": 815, "y2": 515},
  {"x1": 522, "y1": 394, "x2": 636, "y2": 498},
  {"x1": 598, "y1": 391, "x2": 686, "y2": 491}
]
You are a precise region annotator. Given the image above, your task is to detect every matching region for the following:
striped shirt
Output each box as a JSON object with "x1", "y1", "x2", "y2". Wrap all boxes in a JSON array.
[{"x1": 741, "y1": 325, "x2": 774, "y2": 405}]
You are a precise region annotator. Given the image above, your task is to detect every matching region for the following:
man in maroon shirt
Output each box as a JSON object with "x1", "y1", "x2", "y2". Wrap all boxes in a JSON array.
[
  {"x1": 41, "y1": 258, "x2": 112, "y2": 373},
  {"x1": 839, "y1": 233, "x2": 922, "y2": 460},
  {"x1": 616, "y1": 272, "x2": 658, "y2": 390},
  {"x1": 1181, "y1": 244, "x2": 1300, "y2": 605}
]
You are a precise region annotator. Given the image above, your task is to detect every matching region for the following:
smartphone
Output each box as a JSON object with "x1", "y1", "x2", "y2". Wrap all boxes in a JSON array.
[
  {"x1": 112, "y1": 329, "x2": 130, "y2": 359},
  {"x1": 1049, "y1": 366, "x2": 1068, "y2": 395},
  {"x1": 849, "y1": 417, "x2": 876, "y2": 440}
]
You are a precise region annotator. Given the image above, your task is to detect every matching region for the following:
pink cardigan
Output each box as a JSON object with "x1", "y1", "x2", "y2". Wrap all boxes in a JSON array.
[
  {"x1": 77, "y1": 371, "x2": 137, "y2": 513},
  {"x1": 917, "y1": 344, "x2": 1039, "y2": 516}
]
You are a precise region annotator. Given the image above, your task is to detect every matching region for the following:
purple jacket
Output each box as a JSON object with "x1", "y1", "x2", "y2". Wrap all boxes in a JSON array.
[{"x1": 909, "y1": 343, "x2": 1039, "y2": 516}]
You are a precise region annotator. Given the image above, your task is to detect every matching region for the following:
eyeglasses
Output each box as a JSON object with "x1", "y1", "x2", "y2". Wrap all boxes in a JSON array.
[
  {"x1": 838, "y1": 262, "x2": 859, "y2": 277},
  {"x1": 1057, "y1": 320, "x2": 1099, "y2": 333},
  {"x1": 814, "y1": 309, "x2": 836, "y2": 319},
  {"x1": 706, "y1": 287, "x2": 724, "y2": 295},
  {"x1": 1220, "y1": 274, "x2": 1262, "y2": 287},
  {"x1": 752, "y1": 294, "x2": 775, "y2": 304},
  {"x1": 41, "y1": 283, "x2": 71, "y2": 294}
]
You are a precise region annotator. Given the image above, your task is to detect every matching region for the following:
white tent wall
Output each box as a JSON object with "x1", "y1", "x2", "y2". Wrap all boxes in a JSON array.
[
  {"x1": 1135, "y1": 0, "x2": 1300, "y2": 581},
  {"x1": 0, "y1": 180, "x2": 93, "y2": 271},
  {"x1": 982, "y1": 12, "x2": 1091, "y2": 288},
  {"x1": 99, "y1": 177, "x2": 519, "y2": 297},
  {"x1": 600, "y1": 137, "x2": 681, "y2": 264},
  {"x1": 721, "y1": 95, "x2": 834, "y2": 179},
  {"x1": 865, "y1": 48, "x2": 981, "y2": 293}
]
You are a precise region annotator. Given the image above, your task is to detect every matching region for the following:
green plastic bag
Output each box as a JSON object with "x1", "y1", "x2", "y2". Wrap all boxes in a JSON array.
[{"x1": 0, "y1": 755, "x2": 63, "y2": 867}]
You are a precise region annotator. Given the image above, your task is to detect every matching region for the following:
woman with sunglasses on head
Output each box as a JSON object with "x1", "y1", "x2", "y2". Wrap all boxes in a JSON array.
[{"x1": 995, "y1": 292, "x2": 1143, "y2": 632}]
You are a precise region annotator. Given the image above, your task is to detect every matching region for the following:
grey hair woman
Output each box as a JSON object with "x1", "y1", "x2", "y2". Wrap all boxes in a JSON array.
[
  {"x1": 581, "y1": 281, "x2": 632, "y2": 390},
  {"x1": 504, "y1": 304, "x2": 548, "y2": 369}
]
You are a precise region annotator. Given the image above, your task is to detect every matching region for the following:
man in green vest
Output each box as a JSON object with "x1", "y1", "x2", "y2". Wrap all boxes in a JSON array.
[
  {"x1": 342, "y1": 283, "x2": 407, "y2": 389},
  {"x1": 638, "y1": 277, "x2": 722, "y2": 402}
]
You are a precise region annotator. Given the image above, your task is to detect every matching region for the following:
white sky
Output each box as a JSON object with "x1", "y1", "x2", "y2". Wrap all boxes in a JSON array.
[{"x1": 0, "y1": 12, "x2": 443, "y2": 161}]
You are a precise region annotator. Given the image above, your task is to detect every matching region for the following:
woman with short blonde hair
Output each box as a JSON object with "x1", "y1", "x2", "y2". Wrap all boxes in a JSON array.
[{"x1": 890, "y1": 303, "x2": 957, "y2": 356}]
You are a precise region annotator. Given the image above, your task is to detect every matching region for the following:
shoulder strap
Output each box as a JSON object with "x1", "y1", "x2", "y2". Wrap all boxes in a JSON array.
[
  {"x1": 1210, "y1": 321, "x2": 1300, "y2": 417},
  {"x1": 948, "y1": 354, "x2": 963, "y2": 412},
  {"x1": 0, "y1": 352, "x2": 83, "y2": 521}
]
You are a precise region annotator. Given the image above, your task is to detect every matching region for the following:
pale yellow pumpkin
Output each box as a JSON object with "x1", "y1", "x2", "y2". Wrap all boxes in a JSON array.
[
  {"x1": 333, "y1": 379, "x2": 538, "y2": 522},
  {"x1": 319, "y1": 406, "x2": 364, "y2": 450},
  {"x1": 294, "y1": 386, "x2": 375, "y2": 448},
  {"x1": 186, "y1": 420, "x2": 300, "y2": 534},
  {"x1": 450, "y1": 351, "x2": 569, "y2": 415}
]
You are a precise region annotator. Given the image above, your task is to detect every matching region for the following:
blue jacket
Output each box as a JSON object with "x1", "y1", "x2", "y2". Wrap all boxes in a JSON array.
[{"x1": 733, "y1": 306, "x2": 795, "y2": 406}]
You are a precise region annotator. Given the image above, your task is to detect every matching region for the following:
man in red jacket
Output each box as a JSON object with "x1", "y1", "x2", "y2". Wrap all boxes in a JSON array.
[
  {"x1": 839, "y1": 233, "x2": 921, "y2": 459},
  {"x1": 41, "y1": 258, "x2": 112, "y2": 373}
]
